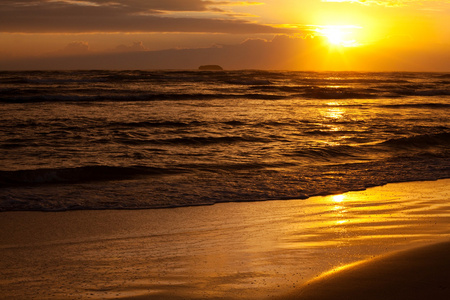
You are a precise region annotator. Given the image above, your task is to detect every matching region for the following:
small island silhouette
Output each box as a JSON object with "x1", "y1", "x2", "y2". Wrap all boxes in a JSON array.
[{"x1": 198, "y1": 65, "x2": 223, "y2": 71}]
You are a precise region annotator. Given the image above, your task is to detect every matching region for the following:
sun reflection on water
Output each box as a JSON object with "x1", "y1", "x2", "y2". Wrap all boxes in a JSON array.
[
  {"x1": 325, "y1": 107, "x2": 345, "y2": 120},
  {"x1": 332, "y1": 194, "x2": 345, "y2": 203}
]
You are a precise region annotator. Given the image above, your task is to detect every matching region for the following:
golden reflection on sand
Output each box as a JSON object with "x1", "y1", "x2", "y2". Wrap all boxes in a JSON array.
[
  {"x1": 0, "y1": 180, "x2": 449, "y2": 299},
  {"x1": 282, "y1": 181, "x2": 450, "y2": 252},
  {"x1": 332, "y1": 194, "x2": 345, "y2": 203}
]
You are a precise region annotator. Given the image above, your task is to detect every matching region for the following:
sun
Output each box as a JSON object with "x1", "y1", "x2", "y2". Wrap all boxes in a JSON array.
[
  {"x1": 315, "y1": 25, "x2": 361, "y2": 47},
  {"x1": 323, "y1": 28, "x2": 347, "y2": 45}
]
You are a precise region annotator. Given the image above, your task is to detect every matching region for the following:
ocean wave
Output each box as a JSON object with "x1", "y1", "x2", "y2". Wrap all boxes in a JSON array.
[
  {"x1": 3, "y1": 158, "x2": 448, "y2": 211},
  {"x1": 225, "y1": 79, "x2": 273, "y2": 85},
  {"x1": 0, "y1": 166, "x2": 186, "y2": 187},
  {"x1": 108, "y1": 120, "x2": 206, "y2": 129},
  {"x1": 301, "y1": 88, "x2": 379, "y2": 99},
  {"x1": 303, "y1": 129, "x2": 362, "y2": 136},
  {"x1": 0, "y1": 92, "x2": 290, "y2": 103},
  {"x1": 287, "y1": 145, "x2": 360, "y2": 161},
  {"x1": 250, "y1": 85, "x2": 384, "y2": 97},
  {"x1": 292, "y1": 77, "x2": 411, "y2": 84},
  {"x1": 116, "y1": 135, "x2": 273, "y2": 146},
  {"x1": 178, "y1": 161, "x2": 294, "y2": 172},
  {"x1": 93, "y1": 120, "x2": 251, "y2": 130},
  {"x1": 2, "y1": 88, "x2": 447, "y2": 104},
  {"x1": 285, "y1": 132, "x2": 450, "y2": 162},
  {"x1": 0, "y1": 94, "x2": 204, "y2": 103},
  {"x1": 379, "y1": 132, "x2": 450, "y2": 149},
  {"x1": 0, "y1": 119, "x2": 309, "y2": 133},
  {"x1": 0, "y1": 161, "x2": 299, "y2": 188},
  {"x1": 390, "y1": 89, "x2": 450, "y2": 97},
  {"x1": 379, "y1": 103, "x2": 450, "y2": 109}
]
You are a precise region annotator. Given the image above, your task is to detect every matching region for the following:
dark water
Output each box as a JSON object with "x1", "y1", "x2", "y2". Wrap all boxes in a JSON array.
[{"x1": 0, "y1": 70, "x2": 449, "y2": 211}]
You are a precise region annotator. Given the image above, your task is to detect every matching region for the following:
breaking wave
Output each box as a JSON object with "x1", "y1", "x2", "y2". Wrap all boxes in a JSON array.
[
  {"x1": 0, "y1": 166, "x2": 185, "y2": 187},
  {"x1": 380, "y1": 132, "x2": 450, "y2": 149},
  {"x1": 1, "y1": 70, "x2": 449, "y2": 211}
]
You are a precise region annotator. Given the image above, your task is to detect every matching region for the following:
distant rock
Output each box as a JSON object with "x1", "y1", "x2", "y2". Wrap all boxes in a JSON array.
[{"x1": 198, "y1": 65, "x2": 223, "y2": 71}]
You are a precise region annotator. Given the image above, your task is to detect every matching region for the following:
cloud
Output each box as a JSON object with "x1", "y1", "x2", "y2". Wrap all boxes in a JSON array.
[
  {"x1": 113, "y1": 41, "x2": 149, "y2": 52},
  {"x1": 321, "y1": 0, "x2": 450, "y2": 7},
  {"x1": 3, "y1": 34, "x2": 450, "y2": 71},
  {"x1": 0, "y1": 0, "x2": 259, "y2": 12},
  {"x1": 0, "y1": 0, "x2": 277, "y2": 33},
  {"x1": 80, "y1": 0, "x2": 262, "y2": 13},
  {"x1": 1, "y1": 34, "x2": 450, "y2": 71},
  {"x1": 56, "y1": 41, "x2": 91, "y2": 55},
  {"x1": 0, "y1": 35, "x2": 327, "y2": 70}
]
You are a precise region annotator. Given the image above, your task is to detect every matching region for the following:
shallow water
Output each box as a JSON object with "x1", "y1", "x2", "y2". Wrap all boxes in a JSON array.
[{"x1": 0, "y1": 71, "x2": 449, "y2": 211}]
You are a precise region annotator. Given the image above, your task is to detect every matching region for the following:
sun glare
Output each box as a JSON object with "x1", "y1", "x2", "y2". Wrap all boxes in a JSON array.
[
  {"x1": 332, "y1": 194, "x2": 346, "y2": 203},
  {"x1": 315, "y1": 25, "x2": 361, "y2": 47}
]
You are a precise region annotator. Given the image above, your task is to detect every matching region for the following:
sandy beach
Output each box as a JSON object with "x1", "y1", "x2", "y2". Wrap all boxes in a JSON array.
[
  {"x1": 1, "y1": 179, "x2": 449, "y2": 299},
  {"x1": 283, "y1": 240, "x2": 450, "y2": 300}
]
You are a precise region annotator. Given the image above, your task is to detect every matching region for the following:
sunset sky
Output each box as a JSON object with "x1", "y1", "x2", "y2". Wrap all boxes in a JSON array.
[{"x1": 0, "y1": 0, "x2": 449, "y2": 70}]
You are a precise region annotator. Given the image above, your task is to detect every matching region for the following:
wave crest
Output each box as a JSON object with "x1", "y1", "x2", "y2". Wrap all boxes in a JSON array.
[
  {"x1": 380, "y1": 132, "x2": 450, "y2": 149},
  {"x1": 0, "y1": 166, "x2": 185, "y2": 187}
]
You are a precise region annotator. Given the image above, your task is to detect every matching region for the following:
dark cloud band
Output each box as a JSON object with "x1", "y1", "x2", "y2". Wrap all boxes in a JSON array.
[{"x1": 0, "y1": 0, "x2": 279, "y2": 33}]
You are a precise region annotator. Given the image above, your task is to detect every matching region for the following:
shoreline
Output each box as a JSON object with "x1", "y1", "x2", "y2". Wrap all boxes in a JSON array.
[
  {"x1": 1, "y1": 179, "x2": 449, "y2": 299},
  {"x1": 1, "y1": 177, "x2": 449, "y2": 213}
]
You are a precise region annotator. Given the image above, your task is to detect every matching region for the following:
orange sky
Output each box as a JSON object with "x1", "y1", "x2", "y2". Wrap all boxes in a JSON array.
[{"x1": 0, "y1": 0, "x2": 449, "y2": 71}]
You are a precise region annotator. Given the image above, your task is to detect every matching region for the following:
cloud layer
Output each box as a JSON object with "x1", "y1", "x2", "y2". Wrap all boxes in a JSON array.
[
  {"x1": 322, "y1": 0, "x2": 450, "y2": 7},
  {"x1": 0, "y1": 0, "x2": 285, "y2": 34},
  {"x1": 2, "y1": 35, "x2": 449, "y2": 71}
]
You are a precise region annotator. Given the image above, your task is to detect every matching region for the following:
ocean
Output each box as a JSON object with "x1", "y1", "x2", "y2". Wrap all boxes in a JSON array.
[{"x1": 0, "y1": 70, "x2": 449, "y2": 211}]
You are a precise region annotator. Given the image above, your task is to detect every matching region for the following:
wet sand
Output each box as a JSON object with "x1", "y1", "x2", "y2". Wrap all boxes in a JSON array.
[
  {"x1": 283, "y1": 241, "x2": 450, "y2": 300},
  {"x1": 0, "y1": 179, "x2": 449, "y2": 299}
]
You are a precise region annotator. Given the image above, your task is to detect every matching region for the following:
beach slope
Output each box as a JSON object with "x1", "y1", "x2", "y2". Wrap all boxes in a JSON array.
[{"x1": 285, "y1": 241, "x2": 450, "y2": 300}]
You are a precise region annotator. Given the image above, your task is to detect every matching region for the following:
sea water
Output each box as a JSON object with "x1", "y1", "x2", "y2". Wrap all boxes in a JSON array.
[{"x1": 0, "y1": 70, "x2": 449, "y2": 211}]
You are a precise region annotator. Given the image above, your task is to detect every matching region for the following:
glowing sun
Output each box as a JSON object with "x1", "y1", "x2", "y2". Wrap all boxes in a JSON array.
[{"x1": 316, "y1": 25, "x2": 361, "y2": 47}]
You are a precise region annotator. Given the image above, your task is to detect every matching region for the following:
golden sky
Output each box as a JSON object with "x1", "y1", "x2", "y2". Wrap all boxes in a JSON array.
[{"x1": 0, "y1": 0, "x2": 449, "y2": 70}]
